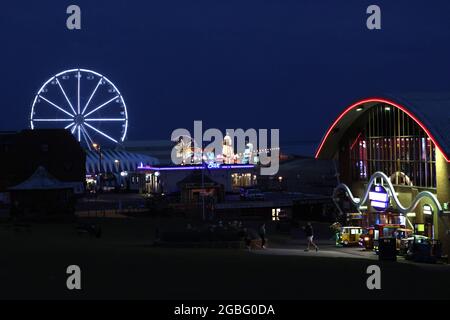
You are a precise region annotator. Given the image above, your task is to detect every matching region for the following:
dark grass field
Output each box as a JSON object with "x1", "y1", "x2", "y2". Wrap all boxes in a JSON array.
[{"x1": 1, "y1": 218, "x2": 449, "y2": 300}]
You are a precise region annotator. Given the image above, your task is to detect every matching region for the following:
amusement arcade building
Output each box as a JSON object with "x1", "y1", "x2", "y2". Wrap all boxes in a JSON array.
[{"x1": 316, "y1": 95, "x2": 450, "y2": 251}]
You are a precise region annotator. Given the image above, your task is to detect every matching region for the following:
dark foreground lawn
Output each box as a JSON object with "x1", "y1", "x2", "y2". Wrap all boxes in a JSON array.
[{"x1": 0, "y1": 218, "x2": 449, "y2": 300}]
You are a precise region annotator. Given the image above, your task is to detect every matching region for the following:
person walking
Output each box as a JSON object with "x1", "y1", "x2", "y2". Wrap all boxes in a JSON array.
[
  {"x1": 304, "y1": 222, "x2": 318, "y2": 252},
  {"x1": 259, "y1": 223, "x2": 267, "y2": 249}
]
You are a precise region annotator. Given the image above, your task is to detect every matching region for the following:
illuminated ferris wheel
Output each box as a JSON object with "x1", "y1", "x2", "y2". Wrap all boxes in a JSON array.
[{"x1": 30, "y1": 68, "x2": 128, "y2": 150}]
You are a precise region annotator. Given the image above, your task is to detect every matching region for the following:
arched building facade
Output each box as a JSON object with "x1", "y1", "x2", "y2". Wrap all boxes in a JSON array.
[{"x1": 316, "y1": 95, "x2": 450, "y2": 249}]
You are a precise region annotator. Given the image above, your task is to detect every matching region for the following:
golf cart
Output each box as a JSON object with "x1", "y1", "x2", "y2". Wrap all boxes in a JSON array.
[{"x1": 337, "y1": 226, "x2": 363, "y2": 246}]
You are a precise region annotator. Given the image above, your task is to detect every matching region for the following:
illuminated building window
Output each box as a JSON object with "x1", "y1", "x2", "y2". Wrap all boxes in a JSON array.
[
  {"x1": 346, "y1": 104, "x2": 436, "y2": 188},
  {"x1": 231, "y1": 173, "x2": 255, "y2": 188},
  {"x1": 272, "y1": 208, "x2": 281, "y2": 221}
]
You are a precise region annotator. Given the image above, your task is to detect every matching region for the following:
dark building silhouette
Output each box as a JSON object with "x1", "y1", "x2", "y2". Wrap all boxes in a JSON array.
[{"x1": 0, "y1": 129, "x2": 86, "y2": 202}]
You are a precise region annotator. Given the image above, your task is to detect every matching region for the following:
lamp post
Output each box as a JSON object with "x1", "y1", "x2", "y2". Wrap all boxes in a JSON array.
[
  {"x1": 202, "y1": 160, "x2": 205, "y2": 221},
  {"x1": 92, "y1": 143, "x2": 102, "y2": 192},
  {"x1": 114, "y1": 159, "x2": 120, "y2": 190}
]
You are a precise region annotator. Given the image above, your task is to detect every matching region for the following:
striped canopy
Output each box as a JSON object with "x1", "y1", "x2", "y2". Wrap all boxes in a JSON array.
[{"x1": 86, "y1": 149, "x2": 159, "y2": 174}]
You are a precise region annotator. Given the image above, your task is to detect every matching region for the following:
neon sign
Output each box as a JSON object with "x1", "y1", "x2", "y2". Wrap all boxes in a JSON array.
[
  {"x1": 369, "y1": 185, "x2": 389, "y2": 211},
  {"x1": 315, "y1": 97, "x2": 450, "y2": 163},
  {"x1": 137, "y1": 164, "x2": 255, "y2": 171},
  {"x1": 207, "y1": 162, "x2": 221, "y2": 169}
]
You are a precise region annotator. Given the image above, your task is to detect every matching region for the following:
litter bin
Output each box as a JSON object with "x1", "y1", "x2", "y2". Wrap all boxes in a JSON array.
[{"x1": 378, "y1": 237, "x2": 397, "y2": 261}]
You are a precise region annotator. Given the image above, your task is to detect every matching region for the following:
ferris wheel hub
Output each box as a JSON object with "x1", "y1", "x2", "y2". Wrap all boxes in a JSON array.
[{"x1": 74, "y1": 114, "x2": 84, "y2": 125}]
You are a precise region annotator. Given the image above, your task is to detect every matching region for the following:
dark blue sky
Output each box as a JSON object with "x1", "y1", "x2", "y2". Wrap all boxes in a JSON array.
[{"x1": 1, "y1": 0, "x2": 450, "y2": 146}]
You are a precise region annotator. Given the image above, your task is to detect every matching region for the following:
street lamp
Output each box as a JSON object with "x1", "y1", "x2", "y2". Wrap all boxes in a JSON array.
[
  {"x1": 114, "y1": 159, "x2": 121, "y2": 190},
  {"x1": 92, "y1": 143, "x2": 102, "y2": 191}
]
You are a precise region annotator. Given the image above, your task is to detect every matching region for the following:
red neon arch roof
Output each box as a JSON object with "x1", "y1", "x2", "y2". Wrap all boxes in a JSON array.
[{"x1": 315, "y1": 97, "x2": 450, "y2": 162}]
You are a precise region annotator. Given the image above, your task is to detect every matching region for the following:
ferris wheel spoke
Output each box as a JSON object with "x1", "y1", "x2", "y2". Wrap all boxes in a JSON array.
[
  {"x1": 85, "y1": 118, "x2": 126, "y2": 121},
  {"x1": 65, "y1": 122, "x2": 76, "y2": 130},
  {"x1": 80, "y1": 126, "x2": 92, "y2": 151},
  {"x1": 33, "y1": 118, "x2": 74, "y2": 122},
  {"x1": 80, "y1": 124, "x2": 94, "y2": 145},
  {"x1": 77, "y1": 125, "x2": 81, "y2": 142},
  {"x1": 84, "y1": 122, "x2": 118, "y2": 144},
  {"x1": 38, "y1": 96, "x2": 74, "y2": 117},
  {"x1": 56, "y1": 78, "x2": 77, "y2": 115},
  {"x1": 77, "y1": 71, "x2": 81, "y2": 115},
  {"x1": 81, "y1": 78, "x2": 102, "y2": 115},
  {"x1": 71, "y1": 124, "x2": 77, "y2": 134},
  {"x1": 83, "y1": 95, "x2": 120, "y2": 118}
]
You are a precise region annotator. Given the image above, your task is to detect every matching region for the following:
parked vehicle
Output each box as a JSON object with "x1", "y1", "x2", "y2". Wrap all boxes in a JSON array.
[
  {"x1": 337, "y1": 226, "x2": 363, "y2": 246},
  {"x1": 400, "y1": 234, "x2": 429, "y2": 256},
  {"x1": 359, "y1": 227, "x2": 375, "y2": 250},
  {"x1": 373, "y1": 224, "x2": 413, "y2": 253},
  {"x1": 240, "y1": 188, "x2": 265, "y2": 201},
  {"x1": 394, "y1": 228, "x2": 414, "y2": 249},
  {"x1": 239, "y1": 187, "x2": 250, "y2": 198}
]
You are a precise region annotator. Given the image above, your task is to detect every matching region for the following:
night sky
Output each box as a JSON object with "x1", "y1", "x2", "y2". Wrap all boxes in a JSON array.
[{"x1": 2, "y1": 0, "x2": 450, "y2": 150}]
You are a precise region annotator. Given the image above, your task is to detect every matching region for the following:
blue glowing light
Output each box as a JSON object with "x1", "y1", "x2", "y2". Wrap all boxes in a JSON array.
[
  {"x1": 369, "y1": 185, "x2": 389, "y2": 211},
  {"x1": 137, "y1": 164, "x2": 255, "y2": 171}
]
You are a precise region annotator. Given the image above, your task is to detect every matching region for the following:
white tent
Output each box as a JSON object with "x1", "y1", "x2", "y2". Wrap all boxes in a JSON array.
[{"x1": 9, "y1": 166, "x2": 71, "y2": 191}]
